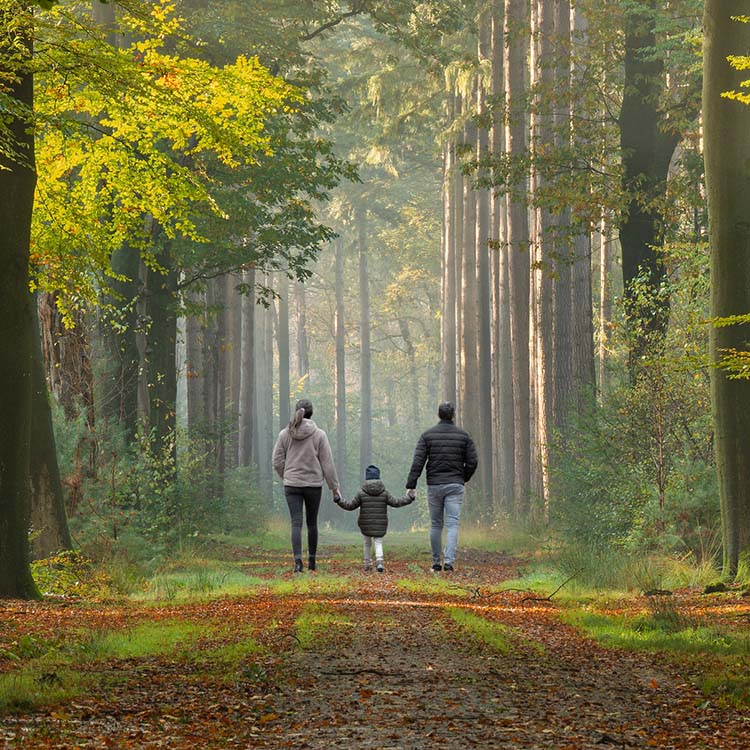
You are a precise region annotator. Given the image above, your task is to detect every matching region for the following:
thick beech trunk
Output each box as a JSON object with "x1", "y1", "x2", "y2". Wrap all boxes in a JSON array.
[
  {"x1": 30, "y1": 303, "x2": 73, "y2": 560},
  {"x1": 0, "y1": 23, "x2": 39, "y2": 598},
  {"x1": 144, "y1": 246, "x2": 178, "y2": 467},
  {"x1": 703, "y1": 2, "x2": 750, "y2": 578},
  {"x1": 619, "y1": 0, "x2": 679, "y2": 369}
]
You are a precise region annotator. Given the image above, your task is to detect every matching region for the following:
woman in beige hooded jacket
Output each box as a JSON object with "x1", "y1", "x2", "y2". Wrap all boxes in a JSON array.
[{"x1": 272, "y1": 398, "x2": 341, "y2": 572}]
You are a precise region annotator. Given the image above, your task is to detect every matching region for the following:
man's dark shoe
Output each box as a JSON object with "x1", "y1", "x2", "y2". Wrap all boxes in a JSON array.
[
  {"x1": 293, "y1": 559, "x2": 304, "y2": 574},
  {"x1": 308, "y1": 557, "x2": 316, "y2": 572},
  {"x1": 432, "y1": 563, "x2": 442, "y2": 572},
  {"x1": 443, "y1": 563, "x2": 454, "y2": 572},
  {"x1": 376, "y1": 562, "x2": 384, "y2": 573}
]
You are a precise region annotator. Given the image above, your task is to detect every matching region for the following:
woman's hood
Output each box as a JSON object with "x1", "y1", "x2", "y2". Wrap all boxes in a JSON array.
[{"x1": 290, "y1": 419, "x2": 317, "y2": 440}]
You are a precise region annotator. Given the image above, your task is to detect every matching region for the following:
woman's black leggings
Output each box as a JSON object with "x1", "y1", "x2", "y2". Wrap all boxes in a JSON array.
[{"x1": 284, "y1": 486, "x2": 322, "y2": 559}]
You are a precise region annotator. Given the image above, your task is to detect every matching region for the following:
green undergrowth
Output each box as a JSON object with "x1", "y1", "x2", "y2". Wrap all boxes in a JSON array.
[
  {"x1": 294, "y1": 605, "x2": 351, "y2": 649},
  {"x1": 566, "y1": 609, "x2": 750, "y2": 708},
  {"x1": 565, "y1": 610, "x2": 750, "y2": 657},
  {"x1": 0, "y1": 620, "x2": 203, "y2": 713}
]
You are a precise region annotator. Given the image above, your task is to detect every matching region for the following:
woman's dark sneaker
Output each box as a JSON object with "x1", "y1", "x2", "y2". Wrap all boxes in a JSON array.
[
  {"x1": 294, "y1": 559, "x2": 304, "y2": 574},
  {"x1": 432, "y1": 563, "x2": 442, "y2": 572},
  {"x1": 443, "y1": 563, "x2": 454, "y2": 572},
  {"x1": 308, "y1": 557, "x2": 316, "y2": 572}
]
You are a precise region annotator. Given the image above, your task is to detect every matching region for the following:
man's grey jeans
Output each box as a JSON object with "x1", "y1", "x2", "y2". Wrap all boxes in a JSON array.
[{"x1": 427, "y1": 483, "x2": 465, "y2": 566}]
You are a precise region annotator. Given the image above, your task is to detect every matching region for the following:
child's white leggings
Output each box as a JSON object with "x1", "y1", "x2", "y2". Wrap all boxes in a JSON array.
[{"x1": 363, "y1": 535, "x2": 384, "y2": 563}]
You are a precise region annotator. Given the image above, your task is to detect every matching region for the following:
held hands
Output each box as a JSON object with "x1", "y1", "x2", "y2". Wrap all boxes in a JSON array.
[
  {"x1": 333, "y1": 491, "x2": 343, "y2": 504},
  {"x1": 407, "y1": 488, "x2": 416, "y2": 500}
]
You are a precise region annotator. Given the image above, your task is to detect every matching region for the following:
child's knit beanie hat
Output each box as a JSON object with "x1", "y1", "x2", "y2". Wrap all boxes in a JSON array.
[{"x1": 365, "y1": 464, "x2": 380, "y2": 480}]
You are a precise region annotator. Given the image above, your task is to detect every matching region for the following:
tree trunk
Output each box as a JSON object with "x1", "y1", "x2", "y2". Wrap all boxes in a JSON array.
[
  {"x1": 505, "y1": 0, "x2": 532, "y2": 515},
  {"x1": 253, "y1": 279, "x2": 274, "y2": 498},
  {"x1": 0, "y1": 20, "x2": 39, "y2": 598},
  {"x1": 598, "y1": 219, "x2": 612, "y2": 400},
  {"x1": 619, "y1": 0, "x2": 679, "y2": 370},
  {"x1": 453, "y1": 93, "x2": 464, "y2": 414},
  {"x1": 335, "y1": 238, "x2": 348, "y2": 496},
  {"x1": 239, "y1": 267, "x2": 256, "y2": 467},
  {"x1": 477, "y1": 8, "x2": 495, "y2": 515},
  {"x1": 143, "y1": 244, "x2": 178, "y2": 467},
  {"x1": 358, "y1": 208, "x2": 372, "y2": 477},
  {"x1": 703, "y1": 2, "x2": 750, "y2": 578},
  {"x1": 441, "y1": 121, "x2": 457, "y2": 405},
  {"x1": 398, "y1": 318, "x2": 420, "y2": 426},
  {"x1": 491, "y1": 0, "x2": 514, "y2": 514},
  {"x1": 100, "y1": 244, "x2": 141, "y2": 440},
  {"x1": 226, "y1": 274, "x2": 242, "y2": 469},
  {"x1": 30, "y1": 301, "x2": 73, "y2": 560},
  {"x1": 185, "y1": 290, "x2": 204, "y2": 434},
  {"x1": 460, "y1": 118, "x2": 480, "y2": 449},
  {"x1": 296, "y1": 282, "x2": 310, "y2": 383},
  {"x1": 277, "y1": 273, "x2": 290, "y2": 432}
]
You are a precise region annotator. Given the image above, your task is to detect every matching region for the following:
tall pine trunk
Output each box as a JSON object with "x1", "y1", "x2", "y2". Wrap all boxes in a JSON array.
[
  {"x1": 477, "y1": 9, "x2": 495, "y2": 514},
  {"x1": 335, "y1": 238, "x2": 348, "y2": 496},
  {"x1": 296, "y1": 283, "x2": 310, "y2": 383},
  {"x1": 358, "y1": 208, "x2": 372, "y2": 477},
  {"x1": 441, "y1": 117, "x2": 457, "y2": 405},
  {"x1": 277, "y1": 274, "x2": 290, "y2": 432},
  {"x1": 239, "y1": 268, "x2": 256, "y2": 467},
  {"x1": 505, "y1": 0, "x2": 532, "y2": 515},
  {"x1": 703, "y1": 2, "x2": 750, "y2": 578}
]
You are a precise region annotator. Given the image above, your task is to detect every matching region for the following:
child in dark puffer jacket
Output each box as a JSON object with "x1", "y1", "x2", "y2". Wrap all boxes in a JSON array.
[{"x1": 334, "y1": 465, "x2": 414, "y2": 572}]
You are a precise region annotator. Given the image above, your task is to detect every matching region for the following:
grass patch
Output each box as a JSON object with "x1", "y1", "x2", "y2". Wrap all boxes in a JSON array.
[
  {"x1": 446, "y1": 607, "x2": 512, "y2": 653},
  {"x1": 564, "y1": 610, "x2": 750, "y2": 657},
  {"x1": 135, "y1": 567, "x2": 264, "y2": 602},
  {"x1": 294, "y1": 605, "x2": 351, "y2": 649},
  {"x1": 0, "y1": 620, "x2": 203, "y2": 714},
  {"x1": 267, "y1": 574, "x2": 352, "y2": 596},
  {"x1": 395, "y1": 576, "x2": 470, "y2": 598}
]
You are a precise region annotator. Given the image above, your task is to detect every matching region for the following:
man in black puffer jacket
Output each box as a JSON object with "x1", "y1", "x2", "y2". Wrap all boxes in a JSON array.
[{"x1": 406, "y1": 402, "x2": 478, "y2": 572}]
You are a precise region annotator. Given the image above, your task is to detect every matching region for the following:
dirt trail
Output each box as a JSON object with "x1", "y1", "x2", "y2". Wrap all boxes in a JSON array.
[{"x1": 2, "y1": 548, "x2": 749, "y2": 749}]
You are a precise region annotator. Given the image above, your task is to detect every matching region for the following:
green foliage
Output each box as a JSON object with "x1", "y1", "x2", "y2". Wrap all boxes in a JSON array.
[
  {"x1": 552, "y1": 242, "x2": 718, "y2": 575},
  {"x1": 30, "y1": 550, "x2": 114, "y2": 599}
]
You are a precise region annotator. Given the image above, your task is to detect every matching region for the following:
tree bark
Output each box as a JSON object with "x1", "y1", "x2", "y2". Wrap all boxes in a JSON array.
[
  {"x1": 30, "y1": 301, "x2": 73, "y2": 560},
  {"x1": 453, "y1": 93, "x2": 464, "y2": 414},
  {"x1": 619, "y1": 0, "x2": 679, "y2": 370},
  {"x1": 226, "y1": 274, "x2": 242, "y2": 469},
  {"x1": 277, "y1": 273, "x2": 290, "y2": 432},
  {"x1": 296, "y1": 282, "x2": 310, "y2": 383},
  {"x1": 703, "y1": 2, "x2": 750, "y2": 578},
  {"x1": 335, "y1": 238, "x2": 348, "y2": 496},
  {"x1": 0, "y1": 16, "x2": 39, "y2": 598},
  {"x1": 505, "y1": 0, "x2": 532, "y2": 515},
  {"x1": 477, "y1": 8, "x2": 495, "y2": 515},
  {"x1": 143, "y1": 244, "x2": 178, "y2": 467},
  {"x1": 441, "y1": 122, "x2": 457, "y2": 405},
  {"x1": 358, "y1": 208, "x2": 372, "y2": 477},
  {"x1": 239, "y1": 267, "x2": 256, "y2": 467},
  {"x1": 185, "y1": 290, "x2": 204, "y2": 434},
  {"x1": 491, "y1": 0, "x2": 514, "y2": 514}
]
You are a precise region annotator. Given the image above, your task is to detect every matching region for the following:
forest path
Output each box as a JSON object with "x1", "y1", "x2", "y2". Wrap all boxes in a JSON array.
[{"x1": 2, "y1": 547, "x2": 749, "y2": 749}]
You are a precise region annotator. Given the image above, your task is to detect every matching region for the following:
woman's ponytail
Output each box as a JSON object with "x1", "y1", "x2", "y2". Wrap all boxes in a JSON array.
[{"x1": 289, "y1": 407, "x2": 306, "y2": 434}]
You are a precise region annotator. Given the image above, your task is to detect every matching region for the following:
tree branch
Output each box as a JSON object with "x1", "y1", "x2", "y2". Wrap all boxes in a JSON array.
[{"x1": 300, "y1": 4, "x2": 367, "y2": 42}]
